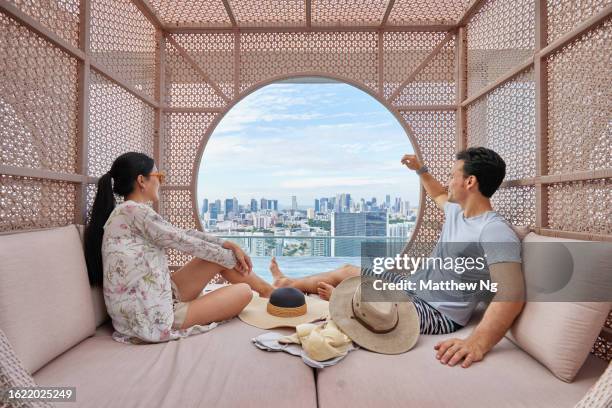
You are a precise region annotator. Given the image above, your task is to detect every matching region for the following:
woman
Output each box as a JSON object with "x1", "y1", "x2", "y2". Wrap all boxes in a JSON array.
[{"x1": 84, "y1": 152, "x2": 275, "y2": 344}]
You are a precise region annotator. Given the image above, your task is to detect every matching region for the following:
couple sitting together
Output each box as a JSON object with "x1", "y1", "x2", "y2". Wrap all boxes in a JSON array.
[{"x1": 85, "y1": 146, "x2": 524, "y2": 369}]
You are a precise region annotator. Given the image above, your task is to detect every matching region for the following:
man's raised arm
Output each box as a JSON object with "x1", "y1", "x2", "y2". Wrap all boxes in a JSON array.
[{"x1": 401, "y1": 154, "x2": 448, "y2": 210}]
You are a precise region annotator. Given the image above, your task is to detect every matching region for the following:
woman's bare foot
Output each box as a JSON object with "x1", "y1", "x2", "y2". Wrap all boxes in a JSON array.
[
  {"x1": 270, "y1": 257, "x2": 293, "y2": 288},
  {"x1": 317, "y1": 282, "x2": 335, "y2": 301}
]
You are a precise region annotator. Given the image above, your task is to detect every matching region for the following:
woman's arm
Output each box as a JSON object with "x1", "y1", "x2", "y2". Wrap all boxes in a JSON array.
[
  {"x1": 127, "y1": 203, "x2": 237, "y2": 270},
  {"x1": 183, "y1": 229, "x2": 226, "y2": 246}
]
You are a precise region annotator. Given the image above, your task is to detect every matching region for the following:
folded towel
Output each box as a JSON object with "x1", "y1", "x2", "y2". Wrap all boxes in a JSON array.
[{"x1": 251, "y1": 321, "x2": 357, "y2": 369}]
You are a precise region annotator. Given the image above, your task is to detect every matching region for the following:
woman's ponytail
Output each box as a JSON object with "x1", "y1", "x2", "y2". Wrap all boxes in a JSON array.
[
  {"x1": 84, "y1": 172, "x2": 116, "y2": 286},
  {"x1": 84, "y1": 152, "x2": 155, "y2": 286}
]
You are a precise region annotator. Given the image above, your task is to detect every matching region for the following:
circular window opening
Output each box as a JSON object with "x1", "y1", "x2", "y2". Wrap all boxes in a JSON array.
[{"x1": 196, "y1": 77, "x2": 420, "y2": 282}]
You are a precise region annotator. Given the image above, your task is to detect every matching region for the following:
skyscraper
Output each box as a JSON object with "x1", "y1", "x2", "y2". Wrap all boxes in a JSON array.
[
  {"x1": 336, "y1": 194, "x2": 343, "y2": 212},
  {"x1": 209, "y1": 203, "x2": 218, "y2": 220},
  {"x1": 385, "y1": 194, "x2": 391, "y2": 209},
  {"x1": 201, "y1": 198, "x2": 209, "y2": 216},
  {"x1": 260, "y1": 198, "x2": 268, "y2": 211},
  {"x1": 291, "y1": 196, "x2": 297, "y2": 211},
  {"x1": 225, "y1": 198, "x2": 234, "y2": 215},
  {"x1": 314, "y1": 198, "x2": 320, "y2": 213},
  {"x1": 331, "y1": 211, "x2": 388, "y2": 256},
  {"x1": 250, "y1": 198, "x2": 258, "y2": 212},
  {"x1": 272, "y1": 200, "x2": 278, "y2": 211},
  {"x1": 320, "y1": 197, "x2": 328, "y2": 212}
]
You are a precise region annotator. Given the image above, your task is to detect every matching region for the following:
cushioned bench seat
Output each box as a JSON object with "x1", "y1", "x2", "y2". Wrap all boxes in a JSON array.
[
  {"x1": 316, "y1": 307, "x2": 607, "y2": 408},
  {"x1": 34, "y1": 318, "x2": 317, "y2": 408},
  {"x1": 1, "y1": 225, "x2": 609, "y2": 408}
]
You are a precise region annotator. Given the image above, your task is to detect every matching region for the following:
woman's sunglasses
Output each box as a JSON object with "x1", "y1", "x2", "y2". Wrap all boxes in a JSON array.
[{"x1": 149, "y1": 171, "x2": 166, "y2": 184}]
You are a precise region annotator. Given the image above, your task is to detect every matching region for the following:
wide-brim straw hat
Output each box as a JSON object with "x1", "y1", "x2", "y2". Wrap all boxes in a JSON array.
[
  {"x1": 330, "y1": 276, "x2": 420, "y2": 354},
  {"x1": 239, "y1": 290, "x2": 329, "y2": 329}
]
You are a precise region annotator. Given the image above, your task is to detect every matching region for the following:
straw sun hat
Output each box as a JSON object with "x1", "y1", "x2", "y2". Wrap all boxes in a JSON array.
[
  {"x1": 239, "y1": 287, "x2": 329, "y2": 329},
  {"x1": 330, "y1": 276, "x2": 420, "y2": 354}
]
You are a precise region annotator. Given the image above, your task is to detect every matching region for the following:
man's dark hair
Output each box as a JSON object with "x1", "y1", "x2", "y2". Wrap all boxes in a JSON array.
[{"x1": 455, "y1": 147, "x2": 506, "y2": 198}]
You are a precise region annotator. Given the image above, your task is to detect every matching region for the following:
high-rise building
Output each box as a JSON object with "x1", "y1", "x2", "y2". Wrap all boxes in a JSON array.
[
  {"x1": 307, "y1": 208, "x2": 315, "y2": 219},
  {"x1": 250, "y1": 198, "x2": 258, "y2": 212},
  {"x1": 209, "y1": 203, "x2": 218, "y2": 220},
  {"x1": 201, "y1": 198, "x2": 209, "y2": 216},
  {"x1": 400, "y1": 200, "x2": 411, "y2": 216},
  {"x1": 320, "y1": 197, "x2": 328, "y2": 212},
  {"x1": 260, "y1": 198, "x2": 268, "y2": 211},
  {"x1": 271, "y1": 200, "x2": 278, "y2": 211},
  {"x1": 225, "y1": 198, "x2": 234, "y2": 216},
  {"x1": 314, "y1": 199, "x2": 320, "y2": 213},
  {"x1": 312, "y1": 231, "x2": 331, "y2": 256},
  {"x1": 388, "y1": 222, "x2": 414, "y2": 238},
  {"x1": 291, "y1": 196, "x2": 298, "y2": 211},
  {"x1": 331, "y1": 211, "x2": 387, "y2": 256},
  {"x1": 335, "y1": 194, "x2": 343, "y2": 212},
  {"x1": 385, "y1": 194, "x2": 391, "y2": 209}
]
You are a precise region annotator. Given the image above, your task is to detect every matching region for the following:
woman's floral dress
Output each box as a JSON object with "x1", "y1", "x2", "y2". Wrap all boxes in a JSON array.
[{"x1": 102, "y1": 200, "x2": 237, "y2": 345}]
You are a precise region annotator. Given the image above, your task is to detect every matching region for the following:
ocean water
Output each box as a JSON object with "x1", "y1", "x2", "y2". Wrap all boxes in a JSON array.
[{"x1": 249, "y1": 256, "x2": 361, "y2": 283}]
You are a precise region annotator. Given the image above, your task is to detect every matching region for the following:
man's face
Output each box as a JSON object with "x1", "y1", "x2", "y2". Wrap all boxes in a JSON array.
[{"x1": 447, "y1": 160, "x2": 470, "y2": 203}]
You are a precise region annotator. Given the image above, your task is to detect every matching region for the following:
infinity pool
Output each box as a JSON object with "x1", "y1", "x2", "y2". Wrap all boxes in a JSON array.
[{"x1": 249, "y1": 256, "x2": 361, "y2": 283}]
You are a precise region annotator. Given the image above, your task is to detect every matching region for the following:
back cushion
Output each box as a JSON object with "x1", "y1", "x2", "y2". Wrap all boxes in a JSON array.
[
  {"x1": 0, "y1": 225, "x2": 96, "y2": 374},
  {"x1": 510, "y1": 224, "x2": 530, "y2": 241},
  {"x1": 506, "y1": 232, "x2": 611, "y2": 382}
]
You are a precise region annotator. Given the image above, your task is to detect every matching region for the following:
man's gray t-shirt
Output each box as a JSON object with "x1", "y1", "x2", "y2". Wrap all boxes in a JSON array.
[{"x1": 411, "y1": 202, "x2": 522, "y2": 326}]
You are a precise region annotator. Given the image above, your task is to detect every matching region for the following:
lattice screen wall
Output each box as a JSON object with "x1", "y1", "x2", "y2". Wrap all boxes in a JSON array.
[{"x1": 0, "y1": 0, "x2": 610, "y2": 361}]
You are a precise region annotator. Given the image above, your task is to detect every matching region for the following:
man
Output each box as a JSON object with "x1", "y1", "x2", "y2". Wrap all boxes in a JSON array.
[{"x1": 270, "y1": 147, "x2": 525, "y2": 368}]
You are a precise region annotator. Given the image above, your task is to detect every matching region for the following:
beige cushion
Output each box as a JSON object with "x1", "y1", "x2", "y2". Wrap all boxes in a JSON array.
[
  {"x1": 317, "y1": 307, "x2": 608, "y2": 408},
  {"x1": 34, "y1": 318, "x2": 317, "y2": 408},
  {"x1": 510, "y1": 224, "x2": 531, "y2": 241},
  {"x1": 506, "y1": 232, "x2": 611, "y2": 382},
  {"x1": 0, "y1": 225, "x2": 96, "y2": 374}
]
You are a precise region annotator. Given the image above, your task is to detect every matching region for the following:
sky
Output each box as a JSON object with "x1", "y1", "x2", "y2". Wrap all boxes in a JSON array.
[{"x1": 196, "y1": 81, "x2": 420, "y2": 210}]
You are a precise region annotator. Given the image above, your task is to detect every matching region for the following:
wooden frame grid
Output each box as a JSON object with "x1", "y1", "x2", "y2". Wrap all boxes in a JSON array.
[
  {"x1": 0, "y1": 0, "x2": 609, "y2": 367},
  {"x1": 0, "y1": 0, "x2": 609, "y2": 241},
  {"x1": 456, "y1": 1, "x2": 612, "y2": 242}
]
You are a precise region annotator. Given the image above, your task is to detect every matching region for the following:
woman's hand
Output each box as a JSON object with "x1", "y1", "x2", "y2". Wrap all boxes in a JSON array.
[{"x1": 222, "y1": 241, "x2": 253, "y2": 275}]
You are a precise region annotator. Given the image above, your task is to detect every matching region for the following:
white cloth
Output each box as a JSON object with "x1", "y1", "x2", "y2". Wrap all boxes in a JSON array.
[
  {"x1": 251, "y1": 322, "x2": 357, "y2": 369},
  {"x1": 102, "y1": 200, "x2": 237, "y2": 344}
]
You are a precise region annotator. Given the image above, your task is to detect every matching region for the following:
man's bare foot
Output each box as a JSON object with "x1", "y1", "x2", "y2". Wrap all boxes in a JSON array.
[
  {"x1": 270, "y1": 257, "x2": 293, "y2": 288},
  {"x1": 317, "y1": 282, "x2": 335, "y2": 301}
]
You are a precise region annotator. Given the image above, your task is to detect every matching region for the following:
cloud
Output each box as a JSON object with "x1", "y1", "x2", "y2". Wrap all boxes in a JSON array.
[
  {"x1": 196, "y1": 83, "x2": 421, "y2": 205},
  {"x1": 278, "y1": 176, "x2": 395, "y2": 189}
]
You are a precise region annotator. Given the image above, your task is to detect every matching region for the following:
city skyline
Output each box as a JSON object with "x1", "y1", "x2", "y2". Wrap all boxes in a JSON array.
[
  {"x1": 200, "y1": 193, "x2": 417, "y2": 211},
  {"x1": 196, "y1": 82, "x2": 420, "y2": 207},
  {"x1": 198, "y1": 193, "x2": 418, "y2": 213}
]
